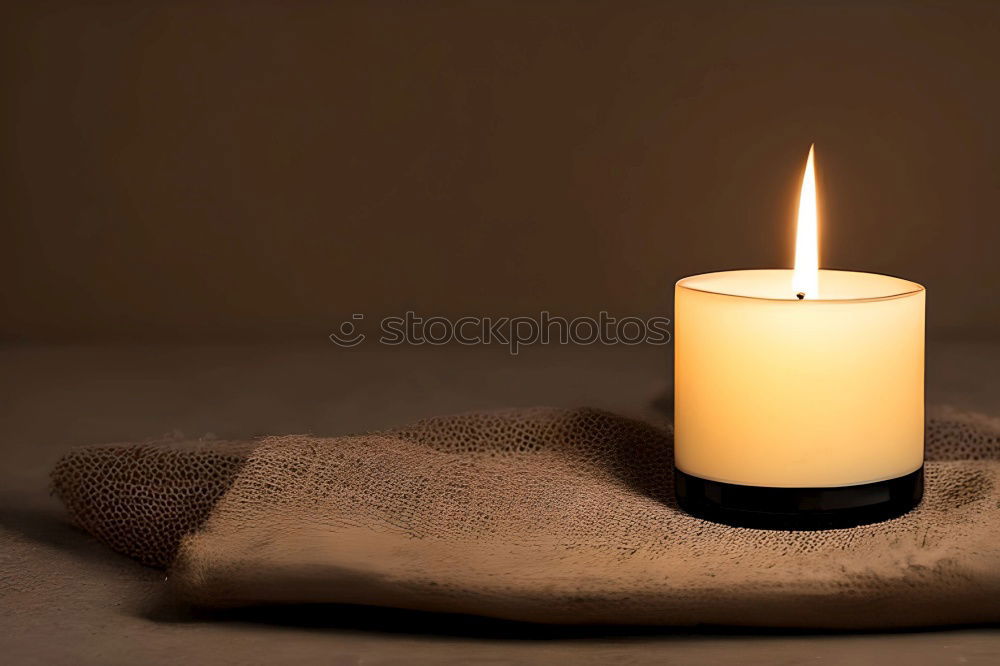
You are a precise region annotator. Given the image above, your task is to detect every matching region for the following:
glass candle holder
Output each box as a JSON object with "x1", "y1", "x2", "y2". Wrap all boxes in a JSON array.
[{"x1": 673, "y1": 269, "x2": 925, "y2": 529}]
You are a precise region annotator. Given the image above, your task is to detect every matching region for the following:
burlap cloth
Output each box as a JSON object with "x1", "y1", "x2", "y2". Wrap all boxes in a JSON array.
[{"x1": 52, "y1": 406, "x2": 1000, "y2": 629}]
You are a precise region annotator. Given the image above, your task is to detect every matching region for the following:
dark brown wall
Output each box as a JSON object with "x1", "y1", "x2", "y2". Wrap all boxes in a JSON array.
[{"x1": 2, "y1": 0, "x2": 998, "y2": 341}]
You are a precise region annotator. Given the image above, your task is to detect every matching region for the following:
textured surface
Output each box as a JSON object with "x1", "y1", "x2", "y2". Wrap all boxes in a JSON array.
[
  {"x1": 51, "y1": 404, "x2": 1000, "y2": 628},
  {"x1": 52, "y1": 440, "x2": 254, "y2": 567},
  {"x1": 4, "y1": 343, "x2": 1000, "y2": 663}
]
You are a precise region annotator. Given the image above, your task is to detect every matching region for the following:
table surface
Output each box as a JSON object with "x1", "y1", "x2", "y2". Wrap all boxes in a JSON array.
[{"x1": 2, "y1": 340, "x2": 998, "y2": 665}]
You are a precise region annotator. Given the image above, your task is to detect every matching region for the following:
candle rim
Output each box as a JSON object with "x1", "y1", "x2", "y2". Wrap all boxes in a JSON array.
[{"x1": 676, "y1": 268, "x2": 924, "y2": 303}]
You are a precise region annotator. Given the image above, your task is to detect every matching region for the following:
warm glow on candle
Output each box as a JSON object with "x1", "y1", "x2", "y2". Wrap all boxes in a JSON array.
[
  {"x1": 792, "y1": 144, "x2": 819, "y2": 298},
  {"x1": 674, "y1": 145, "x2": 926, "y2": 526}
]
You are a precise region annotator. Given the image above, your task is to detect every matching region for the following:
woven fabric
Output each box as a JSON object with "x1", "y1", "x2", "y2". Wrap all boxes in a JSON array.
[{"x1": 52, "y1": 406, "x2": 1000, "y2": 628}]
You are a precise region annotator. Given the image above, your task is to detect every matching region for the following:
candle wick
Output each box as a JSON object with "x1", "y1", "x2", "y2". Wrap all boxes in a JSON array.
[{"x1": 796, "y1": 292, "x2": 806, "y2": 300}]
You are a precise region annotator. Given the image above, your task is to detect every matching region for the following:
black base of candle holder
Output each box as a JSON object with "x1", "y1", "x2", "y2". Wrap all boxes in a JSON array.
[{"x1": 674, "y1": 466, "x2": 924, "y2": 530}]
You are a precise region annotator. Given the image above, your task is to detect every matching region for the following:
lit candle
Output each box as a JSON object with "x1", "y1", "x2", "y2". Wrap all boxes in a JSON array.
[{"x1": 674, "y1": 146, "x2": 925, "y2": 529}]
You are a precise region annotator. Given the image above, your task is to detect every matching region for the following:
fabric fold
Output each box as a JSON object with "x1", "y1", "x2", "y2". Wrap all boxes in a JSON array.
[{"x1": 53, "y1": 406, "x2": 1000, "y2": 628}]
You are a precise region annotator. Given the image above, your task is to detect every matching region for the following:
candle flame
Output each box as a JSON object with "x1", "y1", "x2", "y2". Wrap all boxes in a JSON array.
[{"x1": 792, "y1": 144, "x2": 819, "y2": 298}]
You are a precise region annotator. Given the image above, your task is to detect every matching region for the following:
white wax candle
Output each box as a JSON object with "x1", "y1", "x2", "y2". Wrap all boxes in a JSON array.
[{"x1": 674, "y1": 268, "x2": 924, "y2": 488}]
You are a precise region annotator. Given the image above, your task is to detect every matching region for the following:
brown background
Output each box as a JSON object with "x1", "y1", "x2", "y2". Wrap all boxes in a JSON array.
[{"x1": 2, "y1": 0, "x2": 999, "y2": 342}]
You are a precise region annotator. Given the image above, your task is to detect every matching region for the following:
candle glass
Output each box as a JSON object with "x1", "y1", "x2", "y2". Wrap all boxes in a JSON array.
[{"x1": 674, "y1": 269, "x2": 925, "y2": 529}]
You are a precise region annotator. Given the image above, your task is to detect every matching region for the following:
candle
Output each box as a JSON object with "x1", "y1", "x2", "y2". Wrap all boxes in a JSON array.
[{"x1": 674, "y1": 146, "x2": 925, "y2": 529}]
